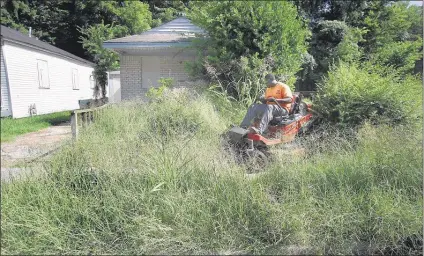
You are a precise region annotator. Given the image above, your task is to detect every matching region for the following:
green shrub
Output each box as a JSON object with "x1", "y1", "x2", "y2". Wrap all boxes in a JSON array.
[
  {"x1": 187, "y1": 1, "x2": 309, "y2": 103},
  {"x1": 313, "y1": 62, "x2": 422, "y2": 126},
  {"x1": 296, "y1": 21, "x2": 367, "y2": 90},
  {"x1": 370, "y1": 40, "x2": 423, "y2": 75},
  {"x1": 146, "y1": 77, "x2": 174, "y2": 99}
]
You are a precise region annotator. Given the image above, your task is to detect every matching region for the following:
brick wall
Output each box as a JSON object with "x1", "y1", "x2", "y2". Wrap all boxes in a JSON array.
[
  {"x1": 120, "y1": 55, "x2": 143, "y2": 100},
  {"x1": 159, "y1": 55, "x2": 196, "y2": 88},
  {"x1": 120, "y1": 54, "x2": 198, "y2": 101}
]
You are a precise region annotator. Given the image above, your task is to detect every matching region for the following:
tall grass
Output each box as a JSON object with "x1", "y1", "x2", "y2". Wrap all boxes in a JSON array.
[{"x1": 1, "y1": 89, "x2": 422, "y2": 255}]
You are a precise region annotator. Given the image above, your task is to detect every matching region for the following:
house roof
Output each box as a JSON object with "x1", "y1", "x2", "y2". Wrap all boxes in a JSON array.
[
  {"x1": 1, "y1": 25, "x2": 94, "y2": 66},
  {"x1": 103, "y1": 17, "x2": 205, "y2": 49}
]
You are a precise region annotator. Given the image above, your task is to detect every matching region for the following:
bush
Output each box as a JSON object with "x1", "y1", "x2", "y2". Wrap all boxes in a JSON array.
[
  {"x1": 187, "y1": 1, "x2": 309, "y2": 103},
  {"x1": 313, "y1": 62, "x2": 422, "y2": 126},
  {"x1": 296, "y1": 21, "x2": 366, "y2": 90},
  {"x1": 370, "y1": 40, "x2": 423, "y2": 75},
  {"x1": 146, "y1": 77, "x2": 174, "y2": 99}
]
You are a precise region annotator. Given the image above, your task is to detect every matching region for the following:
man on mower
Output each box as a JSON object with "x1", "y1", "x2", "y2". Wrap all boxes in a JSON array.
[{"x1": 240, "y1": 74, "x2": 293, "y2": 135}]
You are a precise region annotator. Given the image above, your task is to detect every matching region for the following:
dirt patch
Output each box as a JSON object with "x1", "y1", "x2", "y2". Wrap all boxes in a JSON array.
[{"x1": 1, "y1": 124, "x2": 71, "y2": 168}]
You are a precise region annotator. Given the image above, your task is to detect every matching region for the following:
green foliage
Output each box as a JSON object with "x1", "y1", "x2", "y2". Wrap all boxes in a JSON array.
[
  {"x1": 0, "y1": 0, "x2": 154, "y2": 59},
  {"x1": 144, "y1": 0, "x2": 188, "y2": 26},
  {"x1": 1, "y1": 92, "x2": 422, "y2": 254},
  {"x1": 102, "y1": 1, "x2": 152, "y2": 34},
  {"x1": 0, "y1": 111, "x2": 71, "y2": 142},
  {"x1": 79, "y1": 22, "x2": 128, "y2": 98},
  {"x1": 187, "y1": 1, "x2": 309, "y2": 102},
  {"x1": 370, "y1": 40, "x2": 423, "y2": 75},
  {"x1": 77, "y1": 2, "x2": 152, "y2": 99},
  {"x1": 362, "y1": 2, "x2": 423, "y2": 76},
  {"x1": 293, "y1": 0, "x2": 390, "y2": 26},
  {"x1": 314, "y1": 62, "x2": 422, "y2": 126},
  {"x1": 296, "y1": 21, "x2": 367, "y2": 90},
  {"x1": 0, "y1": 0, "x2": 69, "y2": 44},
  {"x1": 146, "y1": 78, "x2": 175, "y2": 99},
  {"x1": 363, "y1": 2, "x2": 423, "y2": 52},
  {"x1": 294, "y1": 0, "x2": 422, "y2": 90}
]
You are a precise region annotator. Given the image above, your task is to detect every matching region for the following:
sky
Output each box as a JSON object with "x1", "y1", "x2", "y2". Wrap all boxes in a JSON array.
[{"x1": 408, "y1": 1, "x2": 423, "y2": 7}]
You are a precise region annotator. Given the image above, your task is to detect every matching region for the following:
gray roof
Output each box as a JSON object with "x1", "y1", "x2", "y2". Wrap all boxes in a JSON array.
[
  {"x1": 1, "y1": 25, "x2": 94, "y2": 66},
  {"x1": 104, "y1": 17, "x2": 205, "y2": 48}
]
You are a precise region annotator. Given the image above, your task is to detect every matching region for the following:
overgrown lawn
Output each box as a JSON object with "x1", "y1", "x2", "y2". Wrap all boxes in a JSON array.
[
  {"x1": 1, "y1": 111, "x2": 71, "y2": 142},
  {"x1": 1, "y1": 90, "x2": 422, "y2": 255}
]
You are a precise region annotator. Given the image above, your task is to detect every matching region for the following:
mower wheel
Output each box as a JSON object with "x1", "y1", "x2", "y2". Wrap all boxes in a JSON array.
[
  {"x1": 244, "y1": 149, "x2": 269, "y2": 173},
  {"x1": 299, "y1": 102, "x2": 308, "y2": 116}
]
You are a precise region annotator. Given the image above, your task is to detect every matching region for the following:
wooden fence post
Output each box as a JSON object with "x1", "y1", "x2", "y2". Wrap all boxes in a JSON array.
[
  {"x1": 71, "y1": 104, "x2": 110, "y2": 140},
  {"x1": 71, "y1": 112, "x2": 78, "y2": 140}
]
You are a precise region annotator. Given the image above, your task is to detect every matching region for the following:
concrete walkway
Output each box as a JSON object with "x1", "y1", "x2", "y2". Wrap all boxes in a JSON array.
[{"x1": 1, "y1": 124, "x2": 71, "y2": 181}]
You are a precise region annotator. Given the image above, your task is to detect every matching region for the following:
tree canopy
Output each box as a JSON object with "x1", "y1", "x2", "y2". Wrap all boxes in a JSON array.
[{"x1": 1, "y1": 0, "x2": 422, "y2": 98}]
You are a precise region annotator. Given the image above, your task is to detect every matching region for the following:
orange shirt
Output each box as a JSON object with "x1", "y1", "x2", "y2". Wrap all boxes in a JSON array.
[{"x1": 265, "y1": 82, "x2": 293, "y2": 111}]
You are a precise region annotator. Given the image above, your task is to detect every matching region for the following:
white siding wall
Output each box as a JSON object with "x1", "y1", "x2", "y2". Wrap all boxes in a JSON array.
[
  {"x1": 3, "y1": 42, "x2": 95, "y2": 118},
  {"x1": 108, "y1": 72, "x2": 121, "y2": 103},
  {"x1": 120, "y1": 54, "x2": 196, "y2": 101},
  {"x1": 1, "y1": 47, "x2": 12, "y2": 117}
]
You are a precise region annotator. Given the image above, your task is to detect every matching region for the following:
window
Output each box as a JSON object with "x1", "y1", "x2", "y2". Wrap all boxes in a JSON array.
[
  {"x1": 89, "y1": 75, "x2": 95, "y2": 89},
  {"x1": 72, "y1": 68, "x2": 79, "y2": 90},
  {"x1": 36, "y1": 59, "x2": 50, "y2": 89}
]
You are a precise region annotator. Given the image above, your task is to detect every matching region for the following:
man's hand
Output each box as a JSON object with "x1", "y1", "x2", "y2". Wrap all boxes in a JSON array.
[
  {"x1": 267, "y1": 97, "x2": 276, "y2": 102},
  {"x1": 257, "y1": 96, "x2": 266, "y2": 103}
]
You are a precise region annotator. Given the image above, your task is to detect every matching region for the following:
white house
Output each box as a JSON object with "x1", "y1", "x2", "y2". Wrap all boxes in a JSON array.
[
  {"x1": 103, "y1": 17, "x2": 205, "y2": 101},
  {"x1": 1, "y1": 25, "x2": 97, "y2": 118}
]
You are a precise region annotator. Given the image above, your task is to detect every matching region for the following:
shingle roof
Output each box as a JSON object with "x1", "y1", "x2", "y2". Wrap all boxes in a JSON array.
[
  {"x1": 1, "y1": 25, "x2": 94, "y2": 66},
  {"x1": 104, "y1": 17, "x2": 205, "y2": 46}
]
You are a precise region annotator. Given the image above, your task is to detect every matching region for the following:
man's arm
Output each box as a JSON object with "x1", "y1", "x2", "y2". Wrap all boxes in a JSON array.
[
  {"x1": 265, "y1": 97, "x2": 291, "y2": 103},
  {"x1": 277, "y1": 84, "x2": 293, "y2": 103},
  {"x1": 275, "y1": 97, "x2": 292, "y2": 103}
]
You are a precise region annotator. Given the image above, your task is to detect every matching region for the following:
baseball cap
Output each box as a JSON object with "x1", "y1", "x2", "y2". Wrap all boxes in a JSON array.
[{"x1": 265, "y1": 74, "x2": 276, "y2": 84}]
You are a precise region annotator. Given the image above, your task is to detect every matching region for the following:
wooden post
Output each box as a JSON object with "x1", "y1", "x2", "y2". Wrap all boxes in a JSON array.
[
  {"x1": 71, "y1": 112, "x2": 78, "y2": 140},
  {"x1": 71, "y1": 104, "x2": 109, "y2": 140},
  {"x1": 83, "y1": 112, "x2": 88, "y2": 127}
]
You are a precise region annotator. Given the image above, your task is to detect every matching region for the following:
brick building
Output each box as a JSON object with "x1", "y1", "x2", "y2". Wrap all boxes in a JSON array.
[{"x1": 103, "y1": 17, "x2": 205, "y2": 101}]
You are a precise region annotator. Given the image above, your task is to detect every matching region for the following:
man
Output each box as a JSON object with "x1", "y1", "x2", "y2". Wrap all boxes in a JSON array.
[{"x1": 240, "y1": 74, "x2": 293, "y2": 134}]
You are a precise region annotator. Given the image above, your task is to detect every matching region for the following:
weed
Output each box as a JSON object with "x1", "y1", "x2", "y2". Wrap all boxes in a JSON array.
[{"x1": 1, "y1": 90, "x2": 422, "y2": 255}]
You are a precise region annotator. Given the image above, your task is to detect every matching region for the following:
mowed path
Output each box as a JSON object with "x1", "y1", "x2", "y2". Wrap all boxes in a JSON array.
[{"x1": 1, "y1": 123, "x2": 71, "y2": 181}]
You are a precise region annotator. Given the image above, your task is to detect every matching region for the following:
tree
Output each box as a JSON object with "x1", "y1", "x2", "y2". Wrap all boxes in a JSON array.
[
  {"x1": 187, "y1": 1, "x2": 310, "y2": 103},
  {"x1": 79, "y1": 1, "x2": 152, "y2": 99},
  {"x1": 142, "y1": 0, "x2": 189, "y2": 26},
  {"x1": 0, "y1": 0, "x2": 69, "y2": 44},
  {"x1": 363, "y1": 2, "x2": 423, "y2": 75},
  {"x1": 292, "y1": 0, "x2": 390, "y2": 26},
  {"x1": 0, "y1": 0, "x2": 154, "y2": 59},
  {"x1": 102, "y1": 1, "x2": 152, "y2": 34},
  {"x1": 296, "y1": 20, "x2": 366, "y2": 90}
]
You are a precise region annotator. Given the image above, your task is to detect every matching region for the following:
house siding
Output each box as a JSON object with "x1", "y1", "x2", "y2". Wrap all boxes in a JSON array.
[
  {"x1": 3, "y1": 42, "x2": 95, "y2": 118},
  {"x1": 1, "y1": 47, "x2": 12, "y2": 117},
  {"x1": 120, "y1": 54, "x2": 196, "y2": 101}
]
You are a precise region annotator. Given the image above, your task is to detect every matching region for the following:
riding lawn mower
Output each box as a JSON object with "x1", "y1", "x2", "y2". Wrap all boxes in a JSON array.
[{"x1": 225, "y1": 93, "x2": 317, "y2": 171}]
